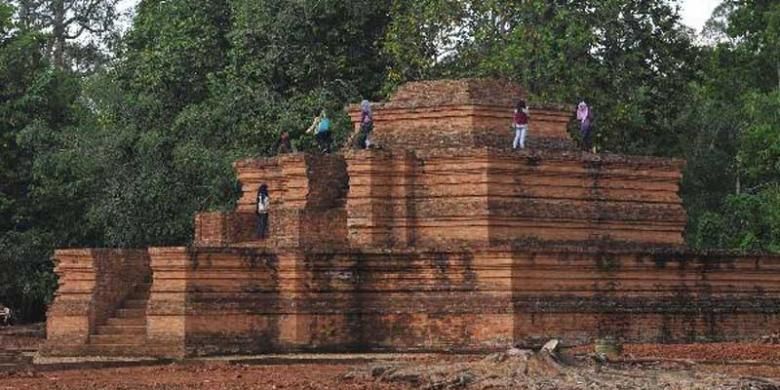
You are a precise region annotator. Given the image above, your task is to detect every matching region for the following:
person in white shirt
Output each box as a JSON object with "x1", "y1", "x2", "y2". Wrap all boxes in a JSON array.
[
  {"x1": 256, "y1": 184, "x2": 270, "y2": 239},
  {"x1": 0, "y1": 305, "x2": 11, "y2": 326}
]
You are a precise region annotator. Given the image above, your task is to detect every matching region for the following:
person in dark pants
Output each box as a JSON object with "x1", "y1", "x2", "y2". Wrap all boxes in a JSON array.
[
  {"x1": 358, "y1": 100, "x2": 374, "y2": 149},
  {"x1": 256, "y1": 184, "x2": 270, "y2": 239},
  {"x1": 0, "y1": 304, "x2": 12, "y2": 326},
  {"x1": 577, "y1": 101, "x2": 594, "y2": 152},
  {"x1": 273, "y1": 131, "x2": 295, "y2": 155},
  {"x1": 306, "y1": 109, "x2": 332, "y2": 153}
]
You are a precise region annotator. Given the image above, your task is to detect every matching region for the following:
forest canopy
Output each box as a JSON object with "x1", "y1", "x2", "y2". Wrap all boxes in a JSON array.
[{"x1": 1, "y1": 0, "x2": 779, "y2": 321}]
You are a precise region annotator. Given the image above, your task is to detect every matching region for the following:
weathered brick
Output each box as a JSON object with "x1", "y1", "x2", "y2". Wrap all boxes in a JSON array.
[
  {"x1": 42, "y1": 78, "x2": 780, "y2": 358},
  {"x1": 41, "y1": 249, "x2": 150, "y2": 356}
]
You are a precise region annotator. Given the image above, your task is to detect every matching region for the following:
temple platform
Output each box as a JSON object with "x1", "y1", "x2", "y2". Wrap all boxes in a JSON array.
[{"x1": 41, "y1": 79, "x2": 780, "y2": 358}]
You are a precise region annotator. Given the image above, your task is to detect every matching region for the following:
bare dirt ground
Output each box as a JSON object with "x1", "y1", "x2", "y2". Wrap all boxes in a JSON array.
[
  {"x1": 3, "y1": 324, "x2": 780, "y2": 389},
  {"x1": 6, "y1": 352, "x2": 780, "y2": 390},
  {"x1": 1, "y1": 362, "x2": 410, "y2": 390}
]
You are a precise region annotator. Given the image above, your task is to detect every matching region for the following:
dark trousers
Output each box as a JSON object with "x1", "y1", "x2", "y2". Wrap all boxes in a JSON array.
[
  {"x1": 581, "y1": 124, "x2": 593, "y2": 151},
  {"x1": 358, "y1": 122, "x2": 373, "y2": 149},
  {"x1": 256, "y1": 213, "x2": 269, "y2": 239},
  {"x1": 316, "y1": 131, "x2": 332, "y2": 153}
]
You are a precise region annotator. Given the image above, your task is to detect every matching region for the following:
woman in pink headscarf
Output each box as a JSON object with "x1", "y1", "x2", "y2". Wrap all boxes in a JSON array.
[{"x1": 577, "y1": 101, "x2": 593, "y2": 152}]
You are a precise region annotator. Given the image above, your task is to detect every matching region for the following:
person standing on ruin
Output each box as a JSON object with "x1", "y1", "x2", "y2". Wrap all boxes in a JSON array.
[
  {"x1": 0, "y1": 304, "x2": 11, "y2": 326},
  {"x1": 577, "y1": 101, "x2": 594, "y2": 152},
  {"x1": 256, "y1": 184, "x2": 270, "y2": 239},
  {"x1": 273, "y1": 131, "x2": 295, "y2": 155},
  {"x1": 358, "y1": 100, "x2": 374, "y2": 149},
  {"x1": 306, "y1": 109, "x2": 332, "y2": 153},
  {"x1": 513, "y1": 100, "x2": 529, "y2": 150}
]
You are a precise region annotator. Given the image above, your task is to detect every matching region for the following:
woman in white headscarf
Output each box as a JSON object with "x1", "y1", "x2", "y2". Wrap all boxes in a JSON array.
[
  {"x1": 577, "y1": 101, "x2": 594, "y2": 152},
  {"x1": 358, "y1": 100, "x2": 374, "y2": 149}
]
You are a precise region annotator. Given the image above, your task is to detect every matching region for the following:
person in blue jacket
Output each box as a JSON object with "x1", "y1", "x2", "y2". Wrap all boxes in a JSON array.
[{"x1": 307, "y1": 109, "x2": 332, "y2": 153}]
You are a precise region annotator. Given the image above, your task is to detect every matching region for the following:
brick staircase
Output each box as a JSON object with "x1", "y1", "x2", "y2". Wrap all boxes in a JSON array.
[
  {"x1": 0, "y1": 324, "x2": 40, "y2": 371},
  {"x1": 86, "y1": 282, "x2": 150, "y2": 355}
]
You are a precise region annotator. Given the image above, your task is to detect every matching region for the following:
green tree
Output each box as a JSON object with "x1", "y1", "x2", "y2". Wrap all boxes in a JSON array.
[
  {"x1": 0, "y1": 3, "x2": 79, "y2": 319},
  {"x1": 11, "y1": 0, "x2": 120, "y2": 70},
  {"x1": 27, "y1": 0, "x2": 396, "y2": 250},
  {"x1": 725, "y1": 0, "x2": 780, "y2": 91},
  {"x1": 687, "y1": 1, "x2": 780, "y2": 252},
  {"x1": 382, "y1": 0, "x2": 698, "y2": 156}
]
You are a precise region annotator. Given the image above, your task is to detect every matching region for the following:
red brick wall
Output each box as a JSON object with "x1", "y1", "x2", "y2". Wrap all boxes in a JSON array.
[
  {"x1": 345, "y1": 149, "x2": 428, "y2": 247},
  {"x1": 146, "y1": 247, "x2": 189, "y2": 358},
  {"x1": 234, "y1": 154, "x2": 348, "y2": 214},
  {"x1": 509, "y1": 250, "x2": 780, "y2": 345},
  {"x1": 347, "y1": 106, "x2": 573, "y2": 151},
  {"x1": 42, "y1": 249, "x2": 150, "y2": 356},
  {"x1": 346, "y1": 79, "x2": 572, "y2": 152},
  {"x1": 211, "y1": 154, "x2": 348, "y2": 247},
  {"x1": 194, "y1": 212, "x2": 233, "y2": 246},
  {"x1": 343, "y1": 148, "x2": 685, "y2": 248},
  {"x1": 43, "y1": 246, "x2": 780, "y2": 357},
  {"x1": 42, "y1": 79, "x2": 776, "y2": 359},
  {"x1": 132, "y1": 247, "x2": 780, "y2": 356},
  {"x1": 385, "y1": 79, "x2": 525, "y2": 108}
]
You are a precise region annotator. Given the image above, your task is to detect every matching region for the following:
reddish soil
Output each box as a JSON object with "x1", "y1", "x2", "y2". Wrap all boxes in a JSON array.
[
  {"x1": 624, "y1": 343, "x2": 780, "y2": 362},
  {"x1": 570, "y1": 342, "x2": 780, "y2": 363},
  {"x1": 4, "y1": 325, "x2": 780, "y2": 389},
  {"x1": 4, "y1": 355, "x2": 780, "y2": 389},
  {"x1": 1, "y1": 362, "x2": 408, "y2": 390},
  {"x1": 698, "y1": 363, "x2": 780, "y2": 379}
]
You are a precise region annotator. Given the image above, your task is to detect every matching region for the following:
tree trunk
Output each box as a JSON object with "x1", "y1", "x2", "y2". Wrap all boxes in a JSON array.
[{"x1": 52, "y1": 0, "x2": 66, "y2": 69}]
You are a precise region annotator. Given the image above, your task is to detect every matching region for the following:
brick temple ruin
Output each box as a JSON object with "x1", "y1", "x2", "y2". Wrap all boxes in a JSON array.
[{"x1": 41, "y1": 79, "x2": 780, "y2": 358}]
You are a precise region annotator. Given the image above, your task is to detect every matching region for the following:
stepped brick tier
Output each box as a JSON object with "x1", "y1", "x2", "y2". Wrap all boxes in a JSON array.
[
  {"x1": 43, "y1": 79, "x2": 780, "y2": 358},
  {"x1": 346, "y1": 79, "x2": 573, "y2": 150}
]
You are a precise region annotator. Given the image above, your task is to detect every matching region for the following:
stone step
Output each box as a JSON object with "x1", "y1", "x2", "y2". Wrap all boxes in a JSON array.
[
  {"x1": 123, "y1": 299, "x2": 147, "y2": 309},
  {"x1": 89, "y1": 334, "x2": 145, "y2": 345},
  {"x1": 0, "y1": 352, "x2": 30, "y2": 365},
  {"x1": 82, "y1": 344, "x2": 151, "y2": 357},
  {"x1": 116, "y1": 308, "x2": 145, "y2": 318},
  {"x1": 96, "y1": 324, "x2": 146, "y2": 335},
  {"x1": 107, "y1": 317, "x2": 145, "y2": 327}
]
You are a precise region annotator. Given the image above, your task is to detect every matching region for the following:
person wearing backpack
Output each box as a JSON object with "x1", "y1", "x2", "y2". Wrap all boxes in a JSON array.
[
  {"x1": 307, "y1": 109, "x2": 332, "y2": 153},
  {"x1": 256, "y1": 184, "x2": 270, "y2": 239},
  {"x1": 513, "y1": 100, "x2": 530, "y2": 150}
]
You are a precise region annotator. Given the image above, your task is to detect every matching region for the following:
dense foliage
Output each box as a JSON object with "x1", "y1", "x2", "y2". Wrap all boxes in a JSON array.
[{"x1": 0, "y1": 0, "x2": 778, "y2": 321}]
